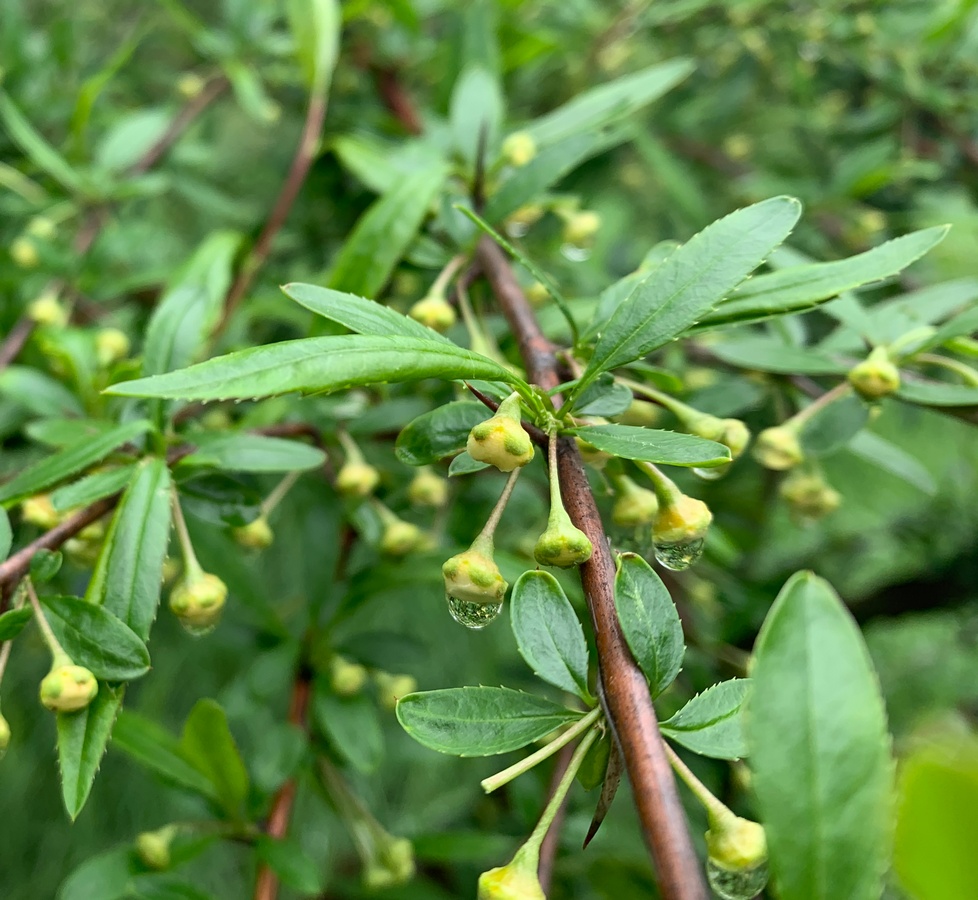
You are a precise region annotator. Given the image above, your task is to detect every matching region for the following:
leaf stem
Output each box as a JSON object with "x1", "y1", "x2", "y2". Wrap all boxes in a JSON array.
[
  {"x1": 472, "y1": 467, "x2": 522, "y2": 552},
  {"x1": 634, "y1": 460, "x2": 683, "y2": 506},
  {"x1": 481, "y1": 706, "x2": 602, "y2": 794},
  {"x1": 0, "y1": 588, "x2": 26, "y2": 684},
  {"x1": 663, "y1": 741, "x2": 730, "y2": 822},
  {"x1": 789, "y1": 381, "x2": 851, "y2": 428},
  {"x1": 913, "y1": 353, "x2": 978, "y2": 386},
  {"x1": 260, "y1": 471, "x2": 301, "y2": 517},
  {"x1": 170, "y1": 490, "x2": 203, "y2": 580}
]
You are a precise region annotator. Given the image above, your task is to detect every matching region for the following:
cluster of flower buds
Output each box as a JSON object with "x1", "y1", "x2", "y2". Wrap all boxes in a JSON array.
[{"x1": 753, "y1": 423, "x2": 804, "y2": 471}]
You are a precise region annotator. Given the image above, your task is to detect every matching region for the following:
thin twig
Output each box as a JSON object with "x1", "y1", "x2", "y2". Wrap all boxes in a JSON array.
[
  {"x1": 537, "y1": 743, "x2": 575, "y2": 893},
  {"x1": 475, "y1": 235, "x2": 707, "y2": 900},
  {"x1": 0, "y1": 317, "x2": 35, "y2": 373}
]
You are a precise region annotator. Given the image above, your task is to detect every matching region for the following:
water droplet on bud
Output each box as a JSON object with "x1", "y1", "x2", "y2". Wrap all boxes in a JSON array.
[
  {"x1": 706, "y1": 858, "x2": 769, "y2": 900},
  {"x1": 446, "y1": 594, "x2": 503, "y2": 629},
  {"x1": 506, "y1": 221, "x2": 529, "y2": 238},
  {"x1": 692, "y1": 464, "x2": 728, "y2": 481},
  {"x1": 179, "y1": 620, "x2": 218, "y2": 638},
  {"x1": 560, "y1": 243, "x2": 591, "y2": 262},
  {"x1": 653, "y1": 537, "x2": 705, "y2": 571}
]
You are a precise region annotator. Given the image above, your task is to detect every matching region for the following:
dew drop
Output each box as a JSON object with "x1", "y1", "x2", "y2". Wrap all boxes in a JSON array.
[
  {"x1": 560, "y1": 243, "x2": 591, "y2": 262},
  {"x1": 446, "y1": 593, "x2": 503, "y2": 629},
  {"x1": 505, "y1": 221, "x2": 529, "y2": 238},
  {"x1": 653, "y1": 537, "x2": 705, "y2": 571},
  {"x1": 692, "y1": 463, "x2": 729, "y2": 481},
  {"x1": 706, "y1": 858, "x2": 769, "y2": 900},
  {"x1": 179, "y1": 620, "x2": 218, "y2": 638}
]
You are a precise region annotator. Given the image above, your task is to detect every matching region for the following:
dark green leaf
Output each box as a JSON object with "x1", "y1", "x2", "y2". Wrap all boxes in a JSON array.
[
  {"x1": 0, "y1": 506, "x2": 10, "y2": 559},
  {"x1": 179, "y1": 433, "x2": 326, "y2": 473},
  {"x1": 614, "y1": 553, "x2": 684, "y2": 696},
  {"x1": 179, "y1": 699, "x2": 250, "y2": 819},
  {"x1": 0, "y1": 606, "x2": 32, "y2": 641},
  {"x1": 451, "y1": 65, "x2": 503, "y2": 165},
  {"x1": 510, "y1": 571, "x2": 591, "y2": 700},
  {"x1": 396, "y1": 687, "x2": 582, "y2": 757},
  {"x1": 448, "y1": 450, "x2": 489, "y2": 476},
  {"x1": 897, "y1": 377, "x2": 978, "y2": 407},
  {"x1": 799, "y1": 393, "x2": 870, "y2": 456},
  {"x1": 128, "y1": 874, "x2": 219, "y2": 900},
  {"x1": 30, "y1": 548, "x2": 63, "y2": 582},
  {"x1": 57, "y1": 845, "x2": 136, "y2": 900},
  {"x1": 312, "y1": 685, "x2": 384, "y2": 774},
  {"x1": 660, "y1": 679, "x2": 750, "y2": 760},
  {"x1": 709, "y1": 339, "x2": 847, "y2": 375},
  {"x1": 748, "y1": 571, "x2": 893, "y2": 900},
  {"x1": 846, "y1": 431, "x2": 937, "y2": 495},
  {"x1": 571, "y1": 424, "x2": 729, "y2": 467},
  {"x1": 255, "y1": 836, "x2": 323, "y2": 894},
  {"x1": 571, "y1": 374, "x2": 634, "y2": 417},
  {"x1": 51, "y1": 465, "x2": 135, "y2": 512},
  {"x1": 395, "y1": 401, "x2": 488, "y2": 466},
  {"x1": 42, "y1": 595, "x2": 150, "y2": 681},
  {"x1": 106, "y1": 336, "x2": 524, "y2": 402},
  {"x1": 0, "y1": 366, "x2": 84, "y2": 418}
]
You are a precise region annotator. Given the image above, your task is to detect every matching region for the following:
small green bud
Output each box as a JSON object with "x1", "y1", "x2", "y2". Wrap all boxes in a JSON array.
[
  {"x1": 467, "y1": 394, "x2": 534, "y2": 472},
  {"x1": 177, "y1": 72, "x2": 206, "y2": 98},
  {"x1": 442, "y1": 548, "x2": 507, "y2": 605},
  {"x1": 408, "y1": 293, "x2": 457, "y2": 333},
  {"x1": 21, "y1": 494, "x2": 60, "y2": 529},
  {"x1": 505, "y1": 204, "x2": 544, "y2": 234},
  {"x1": 10, "y1": 236, "x2": 39, "y2": 269},
  {"x1": 848, "y1": 348, "x2": 900, "y2": 400},
  {"x1": 706, "y1": 812, "x2": 769, "y2": 900},
  {"x1": 534, "y1": 518, "x2": 593, "y2": 568},
  {"x1": 501, "y1": 132, "x2": 537, "y2": 167},
  {"x1": 40, "y1": 664, "x2": 98, "y2": 713},
  {"x1": 135, "y1": 825, "x2": 178, "y2": 870},
  {"x1": 614, "y1": 400, "x2": 663, "y2": 427},
  {"x1": 0, "y1": 713, "x2": 10, "y2": 759},
  {"x1": 526, "y1": 281, "x2": 549, "y2": 306},
  {"x1": 95, "y1": 328, "x2": 131, "y2": 366},
  {"x1": 330, "y1": 656, "x2": 369, "y2": 697},
  {"x1": 375, "y1": 671, "x2": 418, "y2": 711},
  {"x1": 233, "y1": 516, "x2": 274, "y2": 551},
  {"x1": 652, "y1": 494, "x2": 713, "y2": 546},
  {"x1": 685, "y1": 413, "x2": 727, "y2": 442},
  {"x1": 720, "y1": 419, "x2": 751, "y2": 460},
  {"x1": 169, "y1": 572, "x2": 227, "y2": 634},
  {"x1": 27, "y1": 292, "x2": 68, "y2": 327},
  {"x1": 408, "y1": 468, "x2": 449, "y2": 508},
  {"x1": 478, "y1": 860, "x2": 546, "y2": 900},
  {"x1": 780, "y1": 470, "x2": 841, "y2": 521},
  {"x1": 364, "y1": 836, "x2": 416, "y2": 889},
  {"x1": 562, "y1": 210, "x2": 601, "y2": 247},
  {"x1": 753, "y1": 425, "x2": 804, "y2": 471},
  {"x1": 612, "y1": 477, "x2": 659, "y2": 528},
  {"x1": 380, "y1": 519, "x2": 424, "y2": 557},
  {"x1": 336, "y1": 461, "x2": 381, "y2": 498},
  {"x1": 26, "y1": 216, "x2": 56, "y2": 240}
]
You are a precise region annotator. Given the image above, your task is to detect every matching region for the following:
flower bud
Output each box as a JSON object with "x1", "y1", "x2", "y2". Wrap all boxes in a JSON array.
[
  {"x1": 534, "y1": 518, "x2": 593, "y2": 568},
  {"x1": 442, "y1": 548, "x2": 508, "y2": 606},
  {"x1": 652, "y1": 494, "x2": 712, "y2": 571},
  {"x1": 478, "y1": 860, "x2": 546, "y2": 900},
  {"x1": 233, "y1": 516, "x2": 274, "y2": 551},
  {"x1": 505, "y1": 204, "x2": 544, "y2": 236},
  {"x1": 752, "y1": 425, "x2": 804, "y2": 471},
  {"x1": 720, "y1": 419, "x2": 751, "y2": 459},
  {"x1": 375, "y1": 672, "x2": 418, "y2": 711},
  {"x1": 177, "y1": 72, "x2": 206, "y2": 98},
  {"x1": 614, "y1": 400, "x2": 663, "y2": 428},
  {"x1": 848, "y1": 348, "x2": 900, "y2": 400},
  {"x1": 0, "y1": 713, "x2": 10, "y2": 759},
  {"x1": 705, "y1": 813, "x2": 769, "y2": 900},
  {"x1": 135, "y1": 825, "x2": 177, "y2": 870},
  {"x1": 10, "y1": 236, "x2": 39, "y2": 269},
  {"x1": 562, "y1": 210, "x2": 601, "y2": 247},
  {"x1": 336, "y1": 461, "x2": 381, "y2": 498},
  {"x1": 574, "y1": 436, "x2": 612, "y2": 469},
  {"x1": 330, "y1": 656, "x2": 369, "y2": 697},
  {"x1": 501, "y1": 132, "x2": 537, "y2": 167},
  {"x1": 409, "y1": 293, "x2": 457, "y2": 333},
  {"x1": 408, "y1": 468, "x2": 449, "y2": 508},
  {"x1": 380, "y1": 519, "x2": 424, "y2": 557},
  {"x1": 467, "y1": 394, "x2": 534, "y2": 472},
  {"x1": 169, "y1": 572, "x2": 227, "y2": 634},
  {"x1": 526, "y1": 281, "x2": 549, "y2": 307},
  {"x1": 21, "y1": 494, "x2": 60, "y2": 529},
  {"x1": 95, "y1": 328, "x2": 131, "y2": 366},
  {"x1": 27, "y1": 216, "x2": 56, "y2": 240},
  {"x1": 27, "y1": 292, "x2": 68, "y2": 327},
  {"x1": 612, "y1": 477, "x2": 659, "y2": 528},
  {"x1": 364, "y1": 836, "x2": 416, "y2": 889},
  {"x1": 40, "y1": 664, "x2": 98, "y2": 713},
  {"x1": 780, "y1": 470, "x2": 841, "y2": 521}
]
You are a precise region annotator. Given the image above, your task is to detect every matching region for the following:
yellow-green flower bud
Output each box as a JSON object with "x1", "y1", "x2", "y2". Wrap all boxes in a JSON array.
[
  {"x1": 364, "y1": 836, "x2": 416, "y2": 889},
  {"x1": 505, "y1": 204, "x2": 544, "y2": 235},
  {"x1": 614, "y1": 400, "x2": 663, "y2": 427},
  {"x1": 408, "y1": 468, "x2": 449, "y2": 508},
  {"x1": 848, "y1": 348, "x2": 900, "y2": 400},
  {"x1": 753, "y1": 425, "x2": 804, "y2": 471},
  {"x1": 574, "y1": 436, "x2": 612, "y2": 469},
  {"x1": 233, "y1": 516, "x2": 274, "y2": 551},
  {"x1": 95, "y1": 328, "x2": 131, "y2": 366},
  {"x1": 780, "y1": 470, "x2": 841, "y2": 521},
  {"x1": 612, "y1": 477, "x2": 659, "y2": 528},
  {"x1": 169, "y1": 572, "x2": 227, "y2": 634},
  {"x1": 467, "y1": 394, "x2": 534, "y2": 472},
  {"x1": 26, "y1": 216, "x2": 56, "y2": 240},
  {"x1": 39, "y1": 664, "x2": 98, "y2": 713},
  {"x1": 706, "y1": 812, "x2": 769, "y2": 900},
  {"x1": 478, "y1": 861, "x2": 546, "y2": 900},
  {"x1": 653, "y1": 494, "x2": 713, "y2": 546},
  {"x1": 375, "y1": 671, "x2": 418, "y2": 711},
  {"x1": 177, "y1": 72, "x2": 206, "y2": 98},
  {"x1": 10, "y1": 236, "x2": 39, "y2": 269},
  {"x1": 21, "y1": 494, "x2": 60, "y2": 529},
  {"x1": 330, "y1": 656, "x2": 369, "y2": 697},
  {"x1": 721, "y1": 419, "x2": 751, "y2": 460},
  {"x1": 526, "y1": 281, "x2": 549, "y2": 307},
  {"x1": 380, "y1": 519, "x2": 424, "y2": 557},
  {"x1": 534, "y1": 517, "x2": 593, "y2": 568},
  {"x1": 562, "y1": 210, "x2": 601, "y2": 247},
  {"x1": 27, "y1": 293, "x2": 68, "y2": 327},
  {"x1": 336, "y1": 461, "x2": 381, "y2": 498},
  {"x1": 135, "y1": 825, "x2": 178, "y2": 870},
  {"x1": 501, "y1": 132, "x2": 537, "y2": 167},
  {"x1": 0, "y1": 713, "x2": 10, "y2": 759},
  {"x1": 409, "y1": 293, "x2": 457, "y2": 333},
  {"x1": 443, "y1": 548, "x2": 507, "y2": 605}
]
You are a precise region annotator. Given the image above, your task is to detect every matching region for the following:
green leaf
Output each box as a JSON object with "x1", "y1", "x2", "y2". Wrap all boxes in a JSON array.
[
  {"x1": 112, "y1": 710, "x2": 217, "y2": 799},
  {"x1": 328, "y1": 164, "x2": 448, "y2": 298},
  {"x1": 0, "y1": 420, "x2": 150, "y2": 505},
  {"x1": 0, "y1": 507, "x2": 10, "y2": 560},
  {"x1": 30, "y1": 548, "x2": 63, "y2": 582},
  {"x1": 0, "y1": 606, "x2": 32, "y2": 641},
  {"x1": 42, "y1": 595, "x2": 151, "y2": 681},
  {"x1": 107, "y1": 336, "x2": 524, "y2": 402},
  {"x1": 846, "y1": 431, "x2": 937, "y2": 495},
  {"x1": 897, "y1": 377, "x2": 978, "y2": 407},
  {"x1": 180, "y1": 433, "x2": 326, "y2": 473},
  {"x1": 510, "y1": 571, "x2": 591, "y2": 701},
  {"x1": 909, "y1": 304, "x2": 978, "y2": 355},
  {"x1": 0, "y1": 366, "x2": 84, "y2": 418},
  {"x1": 255, "y1": 836, "x2": 323, "y2": 894},
  {"x1": 179, "y1": 699, "x2": 250, "y2": 819},
  {"x1": 51, "y1": 465, "x2": 135, "y2": 512},
  {"x1": 748, "y1": 571, "x2": 893, "y2": 900},
  {"x1": 26, "y1": 417, "x2": 120, "y2": 449},
  {"x1": 660, "y1": 679, "x2": 750, "y2": 760},
  {"x1": 448, "y1": 450, "x2": 489, "y2": 476},
  {"x1": 571, "y1": 424, "x2": 730, "y2": 467},
  {"x1": 396, "y1": 687, "x2": 582, "y2": 757},
  {"x1": 523, "y1": 59, "x2": 694, "y2": 147},
  {"x1": 577, "y1": 197, "x2": 802, "y2": 393},
  {"x1": 799, "y1": 393, "x2": 870, "y2": 457},
  {"x1": 395, "y1": 401, "x2": 488, "y2": 466},
  {"x1": 451, "y1": 65, "x2": 504, "y2": 165},
  {"x1": 283, "y1": 282, "x2": 451, "y2": 343},
  {"x1": 57, "y1": 845, "x2": 136, "y2": 900},
  {"x1": 572, "y1": 374, "x2": 634, "y2": 417},
  {"x1": 87, "y1": 459, "x2": 172, "y2": 640},
  {"x1": 613, "y1": 554, "x2": 684, "y2": 696},
  {"x1": 312, "y1": 686, "x2": 384, "y2": 774},
  {"x1": 287, "y1": 0, "x2": 339, "y2": 93},
  {"x1": 57, "y1": 684, "x2": 126, "y2": 819},
  {"x1": 708, "y1": 338, "x2": 847, "y2": 375}
]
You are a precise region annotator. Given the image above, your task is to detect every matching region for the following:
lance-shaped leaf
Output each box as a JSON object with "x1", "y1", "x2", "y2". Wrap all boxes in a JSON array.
[
  {"x1": 396, "y1": 687, "x2": 583, "y2": 757},
  {"x1": 395, "y1": 401, "x2": 490, "y2": 466},
  {"x1": 799, "y1": 393, "x2": 870, "y2": 457},
  {"x1": 451, "y1": 65, "x2": 504, "y2": 165},
  {"x1": 510, "y1": 570, "x2": 591, "y2": 700},
  {"x1": 846, "y1": 431, "x2": 936, "y2": 496},
  {"x1": 896, "y1": 377, "x2": 978, "y2": 407},
  {"x1": 0, "y1": 366, "x2": 84, "y2": 418},
  {"x1": 709, "y1": 339, "x2": 847, "y2": 376},
  {"x1": 575, "y1": 196, "x2": 801, "y2": 394},
  {"x1": 287, "y1": 0, "x2": 339, "y2": 93},
  {"x1": 613, "y1": 554, "x2": 684, "y2": 696},
  {"x1": 106, "y1": 335, "x2": 526, "y2": 402},
  {"x1": 571, "y1": 424, "x2": 729, "y2": 467},
  {"x1": 0, "y1": 506, "x2": 10, "y2": 559},
  {"x1": 179, "y1": 433, "x2": 326, "y2": 473},
  {"x1": 51, "y1": 465, "x2": 136, "y2": 512},
  {"x1": 180, "y1": 699, "x2": 250, "y2": 820},
  {"x1": 312, "y1": 684, "x2": 384, "y2": 774},
  {"x1": 748, "y1": 571, "x2": 893, "y2": 900},
  {"x1": 660, "y1": 679, "x2": 750, "y2": 760}
]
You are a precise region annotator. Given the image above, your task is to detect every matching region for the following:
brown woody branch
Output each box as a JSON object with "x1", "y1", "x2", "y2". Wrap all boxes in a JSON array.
[{"x1": 475, "y1": 236, "x2": 707, "y2": 900}]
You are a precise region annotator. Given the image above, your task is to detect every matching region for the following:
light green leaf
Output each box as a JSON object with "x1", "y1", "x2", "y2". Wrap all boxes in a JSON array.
[
  {"x1": 0, "y1": 420, "x2": 151, "y2": 505},
  {"x1": 312, "y1": 685, "x2": 384, "y2": 774},
  {"x1": 51, "y1": 465, "x2": 136, "y2": 512},
  {"x1": 911, "y1": 304, "x2": 978, "y2": 355},
  {"x1": 0, "y1": 366, "x2": 84, "y2": 417},
  {"x1": 571, "y1": 424, "x2": 729, "y2": 467},
  {"x1": 180, "y1": 700, "x2": 250, "y2": 819},
  {"x1": 577, "y1": 197, "x2": 801, "y2": 394},
  {"x1": 0, "y1": 507, "x2": 10, "y2": 559},
  {"x1": 613, "y1": 553, "x2": 684, "y2": 696},
  {"x1": 328, "y1": 165, "x2": 447, "y2": 298},
  {"x1": 180, "y1": 433, "x2": 325, "y2": 473},
  {"x1": 709, "y1": 338, "x2": 847, "y2": 375},
  {"x1": 660, "y1": 679, "x2": 750, "y2": 760},
  {"x1": 395, "y1": 401, "x2": 488, "y2": 466},
  {"x1": 510, "y1": 571, "x2": 591, "y2": 700},
  {"x1": 396, "y1": 687, "x2": 582, "y2": 757},
  {"x1": 799, "y1": 393, "x2": 870, "y2": 457},
  {"x1": 57, "y1": 685, "x2": 126, "y2": 819},
  {"x1": 451, "y1": 65, "x2": 504, "y2": 165},
  {"x1": 748, "y1": 571, "x2": 893, "y2": 900},
  {"x1": 448, "y1": 450, "x2": 489, "y2": 476},
  {"x1": 256, "y1": 836, "x2": 323, "y2": 894},
  {"x1": 56, "y1": 845, "x2": 136, "y2": 900},
  {"x1": 846, "y1": 431, "x2": 937, "y2": 495},
  {"x1": 287, "y1": 0, "x2": 340, "y2": 93},
  {"x1": 0, "y1": 606, "x2": 32, "y2": 641},
  {"x1": 896, "y1": 378, "x2": 978, "y2": 407},
  {"x1": 107, "y1": 335, "x2": 524, "y2": 401},
  {"x1": 26, "y1": 417, "x2": 119, "y2": 449}
]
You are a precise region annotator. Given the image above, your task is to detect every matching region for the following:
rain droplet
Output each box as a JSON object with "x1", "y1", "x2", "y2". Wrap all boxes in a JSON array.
[
  {"x1": 446, "y1": 594, "x2": 503, "y2": 629},
  {"x1": 706, "y1": 858, "x2": 769, "y2": 900},
  {"x1": 560, "y1": 243, "x2": 591, "y2": 262},
  {"x1": 692, "y1": 463, "x2": 729, "y2": 481},
  {"x1": 506, "y1": 221, "x2": 529, "y2": 238},
  {"x1": 653, "y1": 537, "x2": 705, "y2": 571},
  {"x1": 609, "y1": 525, "x2": 653, "y2": 557},
  {"x1": 179, "y1": 620, "x2": 218, "y2": 638}
]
